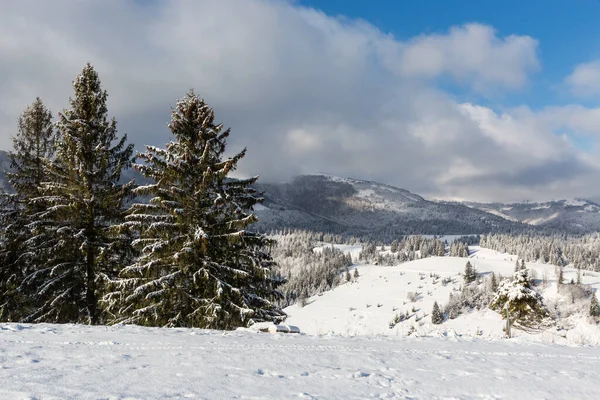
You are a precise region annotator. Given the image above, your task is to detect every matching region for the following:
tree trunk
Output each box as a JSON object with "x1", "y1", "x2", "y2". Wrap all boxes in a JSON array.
[
  {"x1": 86, "y1": 245, "x2": 97, "y2": 324},
  {"x1": 86, "y1": 208, "x2": 97, "y2": 324},
  {"x1": 505, "y1": 303, "x2": 512, "y2": 338}
]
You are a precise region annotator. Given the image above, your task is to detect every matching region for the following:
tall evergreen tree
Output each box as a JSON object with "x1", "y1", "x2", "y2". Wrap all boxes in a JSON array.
[
  {"x1": 0, "y1": 98, "x2": 55, "y2": 321},
  {"x1": 489, "y1": 272, "x2": 498, "y2": 293},
  {"x1": 590, "y1": 291, "x2": 600, "y2": 318},
  {"x1": 464, "y1": 261, "x2": 477, "y2": 284},
  {"x1": 106, "y1": 91, "x2": 285, "y2": 329},
  {"x1": 431, "y1": 301, "x2": 442, "y2": 324},
  {"x1": 25, "y1": 64, "x2": 134, "y2": 324},
  {"x1": 558, "y1": 267, "x2": 564, "y2": 287}
]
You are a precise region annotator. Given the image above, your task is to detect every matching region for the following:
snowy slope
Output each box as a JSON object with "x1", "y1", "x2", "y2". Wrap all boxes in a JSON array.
[
  {"x1": 284, "y1": 247, "x2": 600, "y2": 344},
  {"x1": 3, "y1": 323, "x2": 600, "y2": 399}
]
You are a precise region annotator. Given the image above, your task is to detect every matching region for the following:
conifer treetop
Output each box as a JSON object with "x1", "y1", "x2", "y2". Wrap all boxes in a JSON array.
[{"x1": 109, "y1": 90, "x2": 284, "y2": 329}]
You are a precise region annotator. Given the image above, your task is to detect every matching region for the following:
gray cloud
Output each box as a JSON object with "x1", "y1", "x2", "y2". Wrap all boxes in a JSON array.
[{"x1": 1, "y1": 0, "x2": 599, "y2": 202}]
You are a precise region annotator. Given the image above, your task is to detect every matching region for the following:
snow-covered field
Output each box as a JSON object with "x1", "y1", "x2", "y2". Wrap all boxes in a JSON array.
[
  {"x1": 3, "y1": 247, "x2": 600, "y2": 399},
  {"x1": 3, "y1": 323, "x2": 600, "y2": 399},
  {"x1": 286, "y1": 247, "x2": 600, "y2": 344}
]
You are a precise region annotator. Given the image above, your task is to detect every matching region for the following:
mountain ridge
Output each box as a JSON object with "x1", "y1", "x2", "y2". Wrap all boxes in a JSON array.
[
  {"x1": 462, "y1": 198, "x2": 600, "y2": 232},
  {"x1": 253, "y1": 174, "x2": 531, "y2": 240},
  {"x1": 0, "y1": 148, "x2": 598, "y2": 235}
]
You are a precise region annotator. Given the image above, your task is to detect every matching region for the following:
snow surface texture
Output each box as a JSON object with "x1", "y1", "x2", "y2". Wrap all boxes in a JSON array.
[
  {"x1": 3, "y1": 247, "x2": 600, "y2": 399},
  {"x1": 3, "y1": 323, "x2": 600, "y2": 399}
]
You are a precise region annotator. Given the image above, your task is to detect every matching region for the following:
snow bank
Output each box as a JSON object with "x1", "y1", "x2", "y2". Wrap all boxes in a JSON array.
[{"x1": 2, "y1": 323, "x2": 600, "y2": 399}]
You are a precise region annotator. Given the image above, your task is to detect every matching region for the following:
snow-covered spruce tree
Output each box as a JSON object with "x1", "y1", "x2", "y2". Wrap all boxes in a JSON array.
[
  {"x1": 449, "y1": 241, "x2": 469, "y2": 257},
  {"x1": 0, "y1": 98, "x2": 55, "y2": 321},
  {"x1": 489, "y1": 272, "x2": 498, "y2": 293},
  {"x1": 24, "y1": 64, "x2": 134, "y2": 324},
  {"x1": 590, "y1": 291, "x2": 600, "y2": 318},
  {"x1": 431, "y1": 301, "x2": 442, "y2": 324},
  {"x1": 106, "y1": 91, "x2": 285, "y2": 329},
  {"x1": 558, "y1": 266, "x2": 564, "y2": 286},
  {"x1": 489, "y1": 269, "x2": 548, "y2": 336},
  {"x1": 463, "y1": 261, "x2": 477, "y2": 284}
]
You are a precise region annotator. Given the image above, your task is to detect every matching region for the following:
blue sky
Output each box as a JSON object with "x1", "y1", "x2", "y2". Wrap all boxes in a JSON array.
[
  {"x1": 3, "y1": 0, "x2": 600, "y2": 201},
  {"x1": 300, "y1": 0, "x2": 600, "y2": 109}
]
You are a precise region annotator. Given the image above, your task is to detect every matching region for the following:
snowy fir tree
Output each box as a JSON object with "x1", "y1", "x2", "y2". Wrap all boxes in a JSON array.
[
  {"x1": 22, "y1": 64, "x2": 134, "y2": 324},
  {"x1": 0, "y1": 98, "x2": 55, "y2": 321},
  {"x1": 489, "y1": 269, "x2": 548, "y2": 336},
  {"x1": 590, "y1": 291, "x2": 600, "y2": 318},
  {"x1": 431, "y1": 301, "x2": 442, "y2": 324},
  {"x1": 463, "y1": 261, "x2": 477, "y2": 284},
  {"x1": 105, "y1": 91, "x2": 285, "y2": 329},
  {"x1": 558, "y1": 267, "x2": 564, "y2": 286},
  {"x1": 449, "y1": 241, "x2": 469, "y2": 257},
  {"x1": 489, "y1": 272, "x2": 498, "y2": 293}
]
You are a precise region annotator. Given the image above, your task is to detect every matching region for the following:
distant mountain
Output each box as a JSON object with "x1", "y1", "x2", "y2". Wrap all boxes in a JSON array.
[
  {"x1": 253, "y1": 174, "x2": 529, "y2": 240},
  {"x1": 464, "y1": 199, "x2": 600, "y2": 233},
  {"x1": 1, "y1": 150, "x2": 597, "y2": 236}
]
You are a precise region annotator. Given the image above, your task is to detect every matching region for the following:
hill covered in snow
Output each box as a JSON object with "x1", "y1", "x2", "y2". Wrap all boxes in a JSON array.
[
  {"x1": 465, "y1": 199, "x2": 600, "y2": 232},
  {"x1": 284, "y1": 246, "x2": 600, "y2": 345},
  {"x1": 253, "y1": 174, "x2": 529, "y2": 239}
]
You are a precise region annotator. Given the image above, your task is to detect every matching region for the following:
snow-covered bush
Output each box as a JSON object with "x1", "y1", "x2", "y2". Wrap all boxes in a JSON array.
[
  {"x1": 444, "y1": 274, "x2": 496, "y2": 319},
  {"x1": 407, "y1": 292, "x2": 420, "y2": 302}
]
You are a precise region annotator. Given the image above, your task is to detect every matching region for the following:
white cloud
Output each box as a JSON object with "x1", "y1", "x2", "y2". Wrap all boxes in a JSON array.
[
  {"x1": 0, "y1": 0, "x2": 597, "y2": 202},
  {"x1": 567, "y1": 61, "x2": 600, "y2": 96},
  {"x1": 398, "y1": 24, "x2": 539, "y2": 92}
]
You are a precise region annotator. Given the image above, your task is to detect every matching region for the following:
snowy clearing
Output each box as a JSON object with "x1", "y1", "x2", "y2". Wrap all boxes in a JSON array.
[
  {"x1": 285, "y1": 247, "x2": 600, "y2": 344},
  {"x1": 3, "y1": 247, "x2": 600, "y2": 399},
  {"x1": 2, "y1": 323, "x2": 600, "y2": 399}
]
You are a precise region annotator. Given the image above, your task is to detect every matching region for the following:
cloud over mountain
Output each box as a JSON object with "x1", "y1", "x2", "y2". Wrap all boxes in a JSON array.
[{"x1": 1, "y1": 0, "x2": 599, "y2": 202}]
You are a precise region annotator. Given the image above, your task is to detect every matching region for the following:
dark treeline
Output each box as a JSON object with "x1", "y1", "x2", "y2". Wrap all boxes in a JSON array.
[
  {"x1": 358, "y1": 235, "x2": 471, "y2": 266},
  {"x1": 481, "y1": 233, "x2": 600, "y2": 272},
  {"x1": 0, "y1": 64, "x2": 284, "y2": 329},
  {"x1": 268, "y1": 230, "x2": 353, "y2": 307}
]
